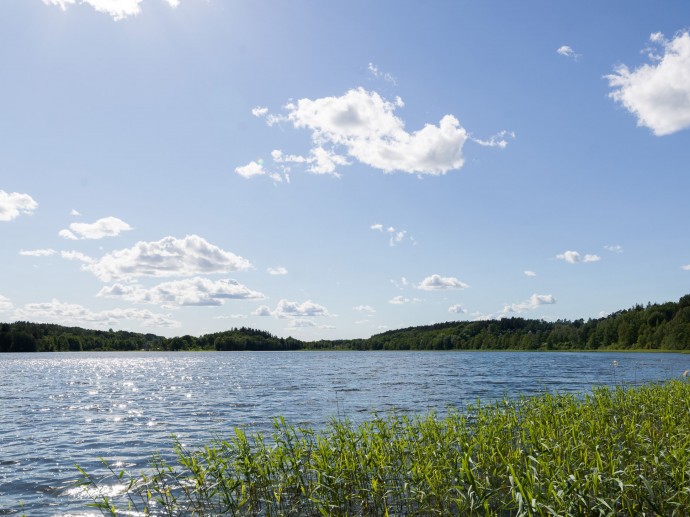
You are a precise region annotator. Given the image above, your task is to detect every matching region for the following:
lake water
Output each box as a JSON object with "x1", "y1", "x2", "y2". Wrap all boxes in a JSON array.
[{"x1": 1, "y1": 350, "x2": 689, "y2": 515}]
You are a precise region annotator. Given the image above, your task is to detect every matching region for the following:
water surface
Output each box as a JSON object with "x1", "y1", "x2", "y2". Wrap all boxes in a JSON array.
[{"x1": 0, "y1": 350, "x2": 688, "y2": 515}]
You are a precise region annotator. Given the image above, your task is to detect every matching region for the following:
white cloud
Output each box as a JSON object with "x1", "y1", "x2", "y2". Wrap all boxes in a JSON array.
[
  {"x1": 604, "y1": 244, "x2": 624, "y2": 253},
  {"x1": 556, "y1": 250, "x2": 601, "y2": 264},
  {"x1": 235, "y1": 160, "x2": 268, "y2": 179},
  {"x1": 500, "y1": 293, "x2": 556, "y2": 315},
  {"x1": 388, "y1": 295, "x2": 421, "y2": 305},
  {"x1": 235, "y1": 160, "x2": 285, "y2": 182},
  {"x1": 267, "y1": 266, "x2": 288, "y2": 275},
  {"x1": 471, "y1": 130, "x2": 516, "y2": 148},
  {"x1": 252, "y1": 106, "x2": 269, "y2": 117},
  {"x1": 42, "y1": 0, "x2": 180, "y2": 21},
  {"x1": 61, "y1": 250, "x2": 94, "y2": 263},
  {"x1": 353, "y1": 305, "x2": 376, "y2": 314},
  {"x1": 98, "y1": 277, "x2": 264, "y2": 307},
  {"x1": 367, "y1": 62, "x2": 397, "y2": 85},
  {"x1": 0, "y1": 190, "x2": 38, "y2": 221},
  {"x1": 85, "y1": 235, "x2": 252, "y2": 282},
  {"x1": 59, "y1": 216, "x2": 132, "y2": 240},
  {"x1": 278, "y1": 88, "x2": 470, "y2": 175},
  {"x1": 287, "y1": 318, "x2": 318, "y2": 329},
  {"x1": 70, "y1": 209, "x2": 81, "y2": 216},
  {"x1": 557, "y1": 45, "x2": 580, "y2": 60},
  {"x1": 253, "y1": 299, "x2": 330, "y2": 319},
  {"x1": 20, "y1": 249, "x2": 56, "y2": 257},
  {"x1": 682, "y1": 264, "x2": 690, "y2": 271},
  {"x1": 524, "y1": 270, "x2": 537, "y2": 277},
  {"x1": 607, "y1": 31, "x2": 690, "y2": 135},
  {"x1": 417, "y1": 274, "x2": 470, "y2": 291},
  {"x1": 14, "y1": 298, "x2": 179, "y2": 328},
  {"x1": 371, "y1": 223, "x2": 413, "y2": 246},
  {"x1": 0, "y1": 295, "x2": 13, "y2": 312},
  {"x1": 448, "y1": 304, "x2": 467, "y2": 314}
]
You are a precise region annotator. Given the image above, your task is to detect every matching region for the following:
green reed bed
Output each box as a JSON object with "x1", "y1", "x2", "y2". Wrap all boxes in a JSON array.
[{"x1": 78, "y1": 380, "x2": 690, "y2": 516}]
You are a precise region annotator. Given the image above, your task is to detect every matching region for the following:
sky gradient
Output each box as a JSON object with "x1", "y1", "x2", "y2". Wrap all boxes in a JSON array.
[{"x1": 1, "y1": 0, "x2": 689, "y2": 339}]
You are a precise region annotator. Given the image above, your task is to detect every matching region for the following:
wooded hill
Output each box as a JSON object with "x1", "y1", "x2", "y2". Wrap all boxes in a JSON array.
[{"x1": 2, "y1": 294, "x2": 689, "y2": 353}]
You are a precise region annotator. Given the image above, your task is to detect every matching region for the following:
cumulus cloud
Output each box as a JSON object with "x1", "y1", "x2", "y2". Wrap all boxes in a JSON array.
[
  {"x1": 98, "y1": 277, "x2": 264, "y2": 307},
  {"x1": 557, "y1": 45, "x2": 580, "y2": 60},
  {"x1": 500, "y1": 293, "x2": 556, "y2": 316},
  {"x1": 252, "y1": 106, "x2": 269, "y2": 117},
  {"x1": 262, "y1": 88, "x2": 472, "y2": 176},
  {"x1": 59, "y1": 216, "x2": 132, "y2": 240},
  {"x1": 0, "y1": 190, "x2": 38, "y2": 221},
  {"x1": 524, "y1": 270, "x2": 537, "y2": 277},
  {"x1": 14, "y1": 298, "x2": 179, "y2": 328},
  {"x1": 556, "y1": 250, "x2": 601, "y2": 264},
  {"x1": 417, "y1": 274, "x2": 470, "y2": 291},
  {"x1": 607, "y1": 31, "x2": 690, "y2": 135},
  {"x1": 353, "y1": 305, "x2": 376, "y2": 314},
  {"x1": 448, "y1": 304, "x2": 467, "y2": 314},
  {"x1": 20, "y1": 249, "x2": 56, "y2": 257},
  {"x1": 0, "y1": 295, "x2": 13, "y2": 312},
  {"x1": 85, "y1": 235, "x2": 252, "y2": 282},
  {"x1": 253, "y1": 299, "x2": 330, "y2": 319},
  {"x1": 267, "y1": 266, "x2": 288, "y2": 275},
  {"x1": 42, "y1": 0, "x2": 180, "y2": 21}
]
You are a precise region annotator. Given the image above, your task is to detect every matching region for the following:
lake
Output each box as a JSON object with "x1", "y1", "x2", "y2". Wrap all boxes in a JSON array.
[{"x1": 1, "y1": 350, "x2": 689, "y2": 515}]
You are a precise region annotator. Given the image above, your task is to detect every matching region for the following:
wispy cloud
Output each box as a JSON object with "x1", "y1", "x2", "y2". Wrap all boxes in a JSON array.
[
  {"x1": 267, "y1": 266, "x2": 288, "y2": 275},
  {"x1": 20, "y1": 249, "x2": 56, "y2": 257},
  {"x1": 524, "y1": 270, "x2": 537, "y2": 277},
  {"x1": 448, "y1": 304, "x2": 467, "y2": 314},
  {"x1": 370, "y1": 223, "x2": 415, "y2": 246},
  {"x1": 367, "y1": 62, "x2": 397, "y2": 85},
  {"x1": 604, "y1": 244, "x2": 623, "y2": 253}
]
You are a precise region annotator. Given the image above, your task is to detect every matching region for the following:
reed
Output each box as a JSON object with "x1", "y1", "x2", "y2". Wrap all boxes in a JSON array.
[{"x1": 77, "y1": 380, "x2": 690, "y2": 516}]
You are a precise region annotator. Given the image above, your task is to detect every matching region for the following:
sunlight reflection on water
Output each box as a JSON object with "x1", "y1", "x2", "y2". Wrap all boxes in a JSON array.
[{"x1": 1, "y1": 350, "x2": 689, "y2": 515}]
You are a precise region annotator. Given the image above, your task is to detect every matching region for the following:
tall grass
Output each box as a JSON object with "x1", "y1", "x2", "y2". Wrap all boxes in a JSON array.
[{"x1": 78, "y1": 380, "x2": 690, "y2": 515}]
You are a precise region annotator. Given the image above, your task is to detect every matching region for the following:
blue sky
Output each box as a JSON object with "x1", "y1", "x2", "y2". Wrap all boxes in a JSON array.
[{"x1": 1, "y1": 0, "x2": 689, "y2": 339}]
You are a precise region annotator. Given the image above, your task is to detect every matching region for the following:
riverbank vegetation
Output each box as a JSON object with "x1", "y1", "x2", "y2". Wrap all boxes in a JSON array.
[
  {"x1": 79, "y1": 380, "x2": 690, "y2": 516},
  {"x1": 2, "y1": 294, "x2": 690, "y2": 352}
]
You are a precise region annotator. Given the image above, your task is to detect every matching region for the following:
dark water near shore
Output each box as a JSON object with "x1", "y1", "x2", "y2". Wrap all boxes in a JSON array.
[{"x1": 1, "y1": 350, "x2": 689, "y2": 515}]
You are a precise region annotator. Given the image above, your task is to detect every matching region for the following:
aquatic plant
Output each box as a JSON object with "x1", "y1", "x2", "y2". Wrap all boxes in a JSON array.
[{"x1": 77, "y1": 380, "x2": 690, "y2": 516}]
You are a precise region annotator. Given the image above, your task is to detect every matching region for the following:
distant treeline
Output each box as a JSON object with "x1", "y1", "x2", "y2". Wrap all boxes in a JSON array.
[{"x1": 2, "y1": 295, "x2": 690, "y2": 353}]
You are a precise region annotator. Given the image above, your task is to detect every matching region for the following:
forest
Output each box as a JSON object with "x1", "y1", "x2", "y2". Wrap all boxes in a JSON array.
[{"x1": 1, "y1": 294, "x2": 689, "y2": 353}]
